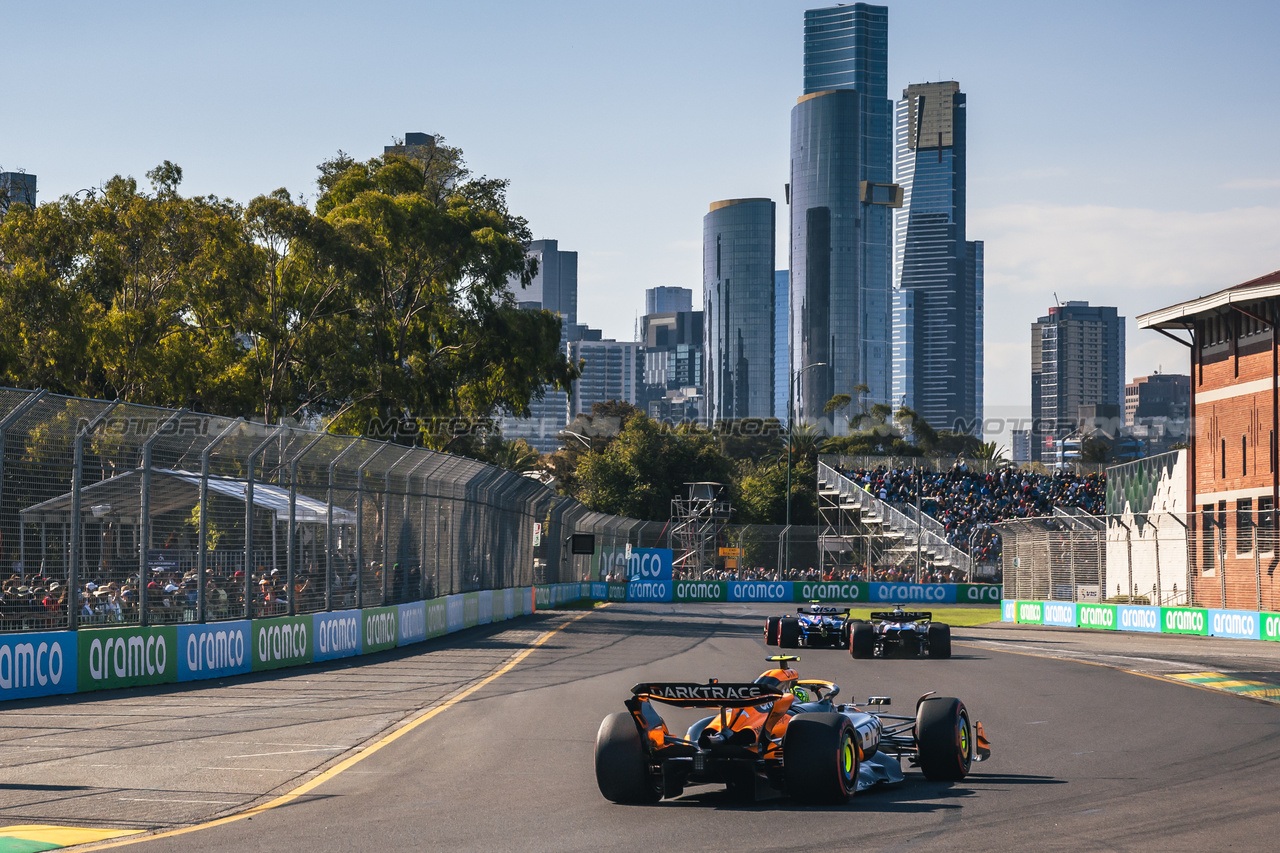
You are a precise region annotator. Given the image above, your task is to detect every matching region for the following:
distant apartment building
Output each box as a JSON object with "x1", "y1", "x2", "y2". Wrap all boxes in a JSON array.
[
  {"x1": 704, "y1": 198, "x2": 776, "y2": 422},
  {"x1": 569, "y1": 338, "x2": 644, "y2": 419},
  {"x1": 498, "y1": 238, "x2": 580, "y2": 454},
  {"x1": 1126, "y1": 373, "x2": 1191, "y2": 425},
  {"x1": 1030, "y1": 302, "x2": 1125, "y2": 462},
  {"x1": 645, "y1": 287, "x2": 693, "y2": 315},
  {"x1": 0, "y1": 171, "x2": 37, "y2": 215},
  {"x1": 641, "y1": 310, "x2": 704, "y2": 423}
]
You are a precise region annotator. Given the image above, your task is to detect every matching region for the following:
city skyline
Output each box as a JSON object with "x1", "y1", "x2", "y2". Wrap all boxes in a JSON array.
[{"x1": 6, "y1": 1, "x2": 1280, "y2": 447}]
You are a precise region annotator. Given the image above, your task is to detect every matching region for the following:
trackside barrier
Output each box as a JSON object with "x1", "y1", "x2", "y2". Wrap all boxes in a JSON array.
[
  {"x1": 620, "y1": 581, "x2": 1002, "y2": 604},
  {"x1": 1003, "y1": 600, "x2": 1280, "y2": 642},
  {"x1": 0, "y1": 583, "x2": 578, "y2": 702}
]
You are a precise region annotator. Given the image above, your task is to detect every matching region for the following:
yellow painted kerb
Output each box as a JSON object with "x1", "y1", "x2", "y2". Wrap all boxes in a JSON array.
[
  {"x1": 76, "y1": 607, "x2": 603, "y2": 850},
  {"x1": 0, "y1": 825, "x2": 141, "y2": 846}
]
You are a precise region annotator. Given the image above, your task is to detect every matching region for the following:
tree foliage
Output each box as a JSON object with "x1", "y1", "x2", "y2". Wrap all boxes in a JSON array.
[{"x1": 0, "y1": 141, "x2": 577, "y2": 440}]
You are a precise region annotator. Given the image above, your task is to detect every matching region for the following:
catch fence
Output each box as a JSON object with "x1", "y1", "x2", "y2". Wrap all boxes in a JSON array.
[
  {"x1": 999, "y1": 508, "x2": 1280, "y2": 611},
  {"x1": 0, "y1": 389, "x2": 655, "y2": 633}
]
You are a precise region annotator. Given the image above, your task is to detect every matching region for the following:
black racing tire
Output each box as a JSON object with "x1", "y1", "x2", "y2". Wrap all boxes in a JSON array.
[
  {"x1": 765, "y1": 616, "x2": 782, "y2": 646},
  {"x1": 849, "y1": 623, "x2": 875, "y2": 659},
  {"x1": 783, "y1": 712, "x2": 859, "y2": 804},
  {"x1": 595, "y1": 712, "x2": 660, "y2": 803},
  {"x1": 926, "y1": 623, "x2": 952, "y2": 659},
  {"x1": 779, "y1": 617, "x2": 801, "y2": 648},
  {"x1": 915, "y1": 697, "x2": 972, "y2": 782}
]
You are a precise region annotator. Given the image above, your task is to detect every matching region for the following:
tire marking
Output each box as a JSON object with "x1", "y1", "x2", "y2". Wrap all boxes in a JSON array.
[{"x1": 75, "y1": 608, "x2": 602, "y2": 850}]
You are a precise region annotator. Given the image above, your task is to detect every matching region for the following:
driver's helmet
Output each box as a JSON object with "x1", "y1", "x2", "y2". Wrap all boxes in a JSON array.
[{"x1": 791, "y1": 685, "x2": 811, "y2": 702}]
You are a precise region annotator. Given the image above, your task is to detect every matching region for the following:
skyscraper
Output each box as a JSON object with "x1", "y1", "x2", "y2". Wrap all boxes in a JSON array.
[
  {"x1": 498, "y1": 238, "x2": 580, "y2": 454},
  {"x1": 791, "y1": 4, "x2": 897, "y2": 426},
  {"x1": 0, "y1": 171, "x2": 36, "y2": 216},
  {"x1": 774, "y1": 270, "x2": 790, "y2": 422},
  {"x1": 704, "y1": 198, "x2": 776, "y2": 422},
  {"x1": 509, "y1": 239, "x2": 578, "y2": 325},
  {"x1": 891, "y1": 81, "x2": 983, "y2": 434},
  {"x1": 645, "y1": 287, "x2": 693, "y2": 315},
  {"x1": 1031, "y1": 302, "x2": 1126, "y2": 462}
]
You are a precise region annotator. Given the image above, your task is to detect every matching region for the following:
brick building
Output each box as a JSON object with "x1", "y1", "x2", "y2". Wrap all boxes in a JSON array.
[{"x1": 1137, "y1": 269, "x2": 1280, "y2": 609}]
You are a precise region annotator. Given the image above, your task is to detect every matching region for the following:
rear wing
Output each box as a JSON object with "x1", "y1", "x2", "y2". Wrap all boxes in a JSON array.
[
  {"x1": 870, "y1": 610, "x2": 932, "y2": 622},
  {"x1": 631, "y1": 681, "x2": 784, "y2": 708},
  {"x1": 798, "y1": 606, "x2": 851, "y2": 617}
]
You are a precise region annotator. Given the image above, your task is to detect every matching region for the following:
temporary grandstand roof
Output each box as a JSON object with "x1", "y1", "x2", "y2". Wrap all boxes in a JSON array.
[{"x1": 19, "y1": 468, "x2": 356, "y2": 526}]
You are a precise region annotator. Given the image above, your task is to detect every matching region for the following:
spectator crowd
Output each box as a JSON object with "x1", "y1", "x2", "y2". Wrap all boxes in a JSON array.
[{"x1": 838, "y1": 462, "x2": 1106, "y2": 563}]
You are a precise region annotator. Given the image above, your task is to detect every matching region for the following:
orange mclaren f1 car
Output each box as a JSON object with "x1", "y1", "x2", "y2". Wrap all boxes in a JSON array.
[{"x1": 595, "y1": 655, "x2": 990, "y2": 804}]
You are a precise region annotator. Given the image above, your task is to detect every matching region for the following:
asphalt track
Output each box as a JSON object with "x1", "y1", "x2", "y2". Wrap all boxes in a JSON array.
[{"x1": 3, "y1": 602, "x2": 1280, "y2": 852}]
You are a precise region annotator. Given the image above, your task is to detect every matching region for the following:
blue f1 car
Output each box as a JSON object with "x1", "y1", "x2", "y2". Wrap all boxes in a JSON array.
[{"x1": 765, "y1": 604, "x2": 852, "y2": 649}]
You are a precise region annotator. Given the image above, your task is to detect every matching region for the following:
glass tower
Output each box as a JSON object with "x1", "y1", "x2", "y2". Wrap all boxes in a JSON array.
[
  {"x1": 774, "y1": 270, "x2": 789, "y2": 423},
  {"x1": 791, "y1": 3, "x2": 896, "y2": 426},
  {"x1": 891, "y1": 81, "x2": 983, "y2": 435},
  {"x1": 704, "y1": 199, "x2": 777, "y2": 422}
]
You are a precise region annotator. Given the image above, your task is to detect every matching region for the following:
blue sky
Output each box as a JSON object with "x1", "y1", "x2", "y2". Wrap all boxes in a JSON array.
[{"x1": 7, "y1": 0, "x2": 1280, "y2": 441}]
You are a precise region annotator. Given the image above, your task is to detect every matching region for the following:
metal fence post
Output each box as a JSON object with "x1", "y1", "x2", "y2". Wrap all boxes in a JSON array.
[
  {"x1": 198, "y1": 418, "x2": 243, "y2": 623},
  {"x1": 325, "y1": 439, "x2": 361, "y2": 612},
  {"x1": 0, "y1": 391, "x2": 45, "y2": 576},
  {"x1": 356, "y1": 444, "x2": 388, "y2": 610},
  {"x1": 288, "y1": 432, "x2": 328, "y2": 617},
  {"x1": 68, "y1": 401, "x2": 119, "y2": 630},
  {"x1": 244, "y1": 426, "x2": 285, "y2": 620},
  {"x1": 139, "y1": 409, "x2": 186, "y2": 626}
]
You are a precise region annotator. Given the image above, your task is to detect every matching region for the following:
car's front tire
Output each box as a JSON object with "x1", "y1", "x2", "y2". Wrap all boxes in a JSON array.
[
  {"x1": 595, "y1": 712, "x2": 660, "y2": 803},
  {"x1": 915, "y1": 697, "x2": 972, "y2": 781},
  {"x1": 783, "y1": 713, "x2": 858, "y2": 804}
]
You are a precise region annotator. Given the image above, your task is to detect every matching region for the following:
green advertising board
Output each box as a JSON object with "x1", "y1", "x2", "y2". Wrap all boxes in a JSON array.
[
  {"x1": 425, "y1": 598, "x2": 448, "y2": 639},
  {"x1": 78, "y1": 625, "x2": 178, "y2": 691},
  {"x1": 535, "y1": 586, "x2": 551, "y2": 609},
  {"x1": 792, "y1": 581, "x2": 868, "y2": 603},
  {"x1": 1076, "y1": 603, "x2": 1117, "y2": 630},
  {"x1": 1014, "y1": 601, "x2": 1044, "y2": 625},
  {"x1": 606, "y1": 583, "x2": 628, "y2": 602},
  {"x1": 1161, "y1": 606, "x2": 1208, "y2": 636},
  {"x1": 462, "y1": 592, "x2": 480, "y2": 628},
  {"x1": 362, "y1": 606, "x2": 399, "y2": 654},
  {"x1": 673, "y1": 581, "x2": 727, "y2": 603},
  {"x1": 958, "y1": 584, "x2": 1003, "y2": 603},
  {"x1": 1263, "y1": 612, "x2": 1280, "y2": 642},
  {"x1": 252, "y1": 615, "x2": 313, "y2": 671}
]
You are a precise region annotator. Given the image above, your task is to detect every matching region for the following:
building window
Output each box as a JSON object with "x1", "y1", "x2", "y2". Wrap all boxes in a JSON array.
[
  {"x1": 1260, "y1": 496, "x2": 1275, "y2": 555},
  {"x1": 1201, "y1": 503, "x2": 1215, "y2": 574},
  {"x1": 1238, "y1": 497, "x2": 1254, "y2": 554}
]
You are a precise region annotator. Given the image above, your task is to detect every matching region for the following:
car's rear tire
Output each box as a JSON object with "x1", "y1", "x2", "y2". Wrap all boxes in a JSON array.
[
  {"x1": 595, "y1": 712, "x2": 660, "y2": 803},
  {"x1": 779, "y1": 617, "x2": 801, "y2": 648},
  {"x1": 926, "y1": 623, "x2": 952, "y2": 659},
  {"x1": 915, "y1": 697, "x2": 972, "y2": 781},
  {"x1": 849, "y1": 623, "x2": 875, "y2": 659},
  {"x1": 765, "y1": 616, "x2": 781, "y2": 646},
  {"x1": 783, "y1": 713, "x2": 858, "y2": 804}
]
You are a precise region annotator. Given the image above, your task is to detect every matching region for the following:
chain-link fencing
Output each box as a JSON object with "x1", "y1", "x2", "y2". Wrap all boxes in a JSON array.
[
  {"x1": 0, "y1": 389, "x2": 659, "y2": 633},
  {"x1": 999, "y1": 508, "x2": 1280, "y2": 610}
]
